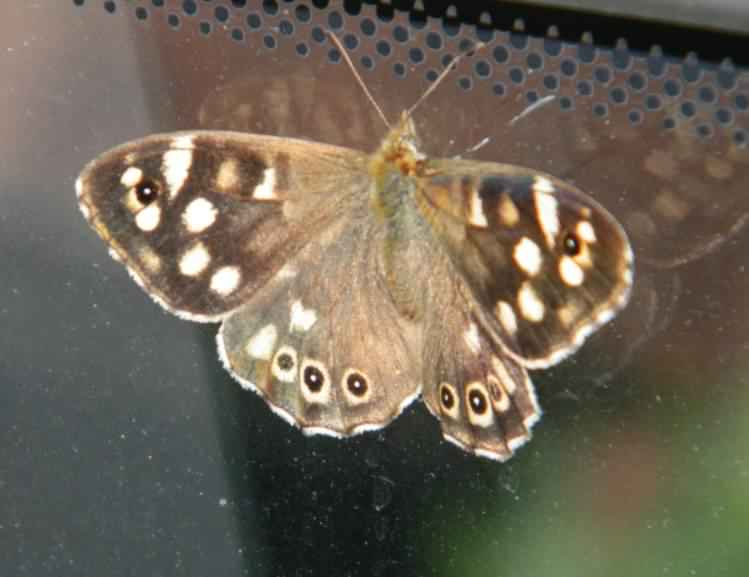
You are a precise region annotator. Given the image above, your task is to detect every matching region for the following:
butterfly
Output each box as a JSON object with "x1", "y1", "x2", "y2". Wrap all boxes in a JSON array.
[{"x1": 75, "y1": 44, "x2": 633, "y2": 462}]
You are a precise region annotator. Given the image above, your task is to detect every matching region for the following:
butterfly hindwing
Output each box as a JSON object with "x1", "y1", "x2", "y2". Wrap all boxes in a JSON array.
[
  {"x1": 217, "y1": 219, "x2": 423, "y2": 435},
  {"x1": 76, "y1": 131, "x2": 368, "y2": 321},
  {"x1": 420, "y1": 280, "x2": 541, "y2": 461},
  {"x1": 418, "y1": 159, "x2": 634, "y2": 368}
]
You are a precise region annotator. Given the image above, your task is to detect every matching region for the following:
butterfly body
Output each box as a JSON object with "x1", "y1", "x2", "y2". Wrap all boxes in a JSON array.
[{"x1": 77, "y1": 114, "x2": 633, "y2": 461}]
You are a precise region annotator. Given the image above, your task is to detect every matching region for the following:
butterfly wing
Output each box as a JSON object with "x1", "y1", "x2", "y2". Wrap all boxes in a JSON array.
[
  {"x1": 217, "y1": 215, "x2": 422, "y2": 436},
  {"x1": 417, "y1": 159, "x2": 634, "y2": 369},
  {"x1": 78, "y1": 131, "x2": 422, "y2": 436},
  {"x1": 371, "y1": 156, "x2": 542, "y2": 461},
  {"x1": 77, "y1": 123, "x2": 633, "y2": 458},
  {"x1": 76, "y1": 130, "x2": 368, "y2": 321},
  {"x1": 420, "y1": 271, "x2": 541, "y2": 461}
]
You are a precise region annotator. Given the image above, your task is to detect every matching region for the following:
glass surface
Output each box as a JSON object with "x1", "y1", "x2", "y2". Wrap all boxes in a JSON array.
[{"x1": 2, "y1": 2, "x2": 748, "y2": 576}]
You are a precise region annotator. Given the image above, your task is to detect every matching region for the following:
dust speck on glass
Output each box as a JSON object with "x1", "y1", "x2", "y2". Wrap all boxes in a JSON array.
[{"x1": 73, "y1": 0, "x2": 748, "y2": 461}]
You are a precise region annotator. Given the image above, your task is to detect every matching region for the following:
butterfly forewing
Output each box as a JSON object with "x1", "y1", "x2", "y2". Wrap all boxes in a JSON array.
[
  {"x1": 76, "y1": 131, "x2": 368, "y2": 321},
  {"x1": 418, "y1": 159, "x2": 634, "y2": 368}
]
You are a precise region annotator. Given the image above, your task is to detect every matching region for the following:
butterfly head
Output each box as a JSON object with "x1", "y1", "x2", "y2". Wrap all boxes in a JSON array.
[
  {"x1": 392, "y1": 112, "x2": 424, "y2": 157},
  {"x1": 370, "y1": 112, "x2": 427, "y2": 181}
]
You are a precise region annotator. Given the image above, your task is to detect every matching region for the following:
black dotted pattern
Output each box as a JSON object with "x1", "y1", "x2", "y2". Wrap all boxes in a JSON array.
[
  {"x1": 468, "y1": 389, "x2": 488, "y2": 415},
  {"x1": 440, "y1": 385, "x2": 455, "y2": 410},
  {"x1": 79, "y1": 1, "x2": 748, "y2": 143},
  {"x1": 135, "y1": 180, "x2": 159, "y2": 205},
  {"x1": 563, "y1": 233, "x2": 581, "y2": 256},
  {"x1": 345, "y1": 372, "x2": 368, "y2": 397},
  {"x1": 277, "y1": 353, "x2": 294, "y2": 371},
  {"x1": 303, "y1": 365, "x2": 325, "y2": 393}
]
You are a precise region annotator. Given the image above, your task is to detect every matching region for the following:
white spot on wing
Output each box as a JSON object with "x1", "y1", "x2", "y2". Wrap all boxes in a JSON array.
[
  {"x1": 468, "y1": 191, "x2": 488, "y2": 227},
  {"x1": 534, "y1": 185, "x2": 559, "y2": 248},
  {"x1": 576, "y1": 220, "x2": 597, "y2": 243},
  {"x1": 246, "y1": 324, "x2": 278, "y2": 360},
  {"x1": 496, "y1": 301, "x2": 518, "y2": 335},
  {"x1": 252, "y1": 167, "x2": 277, "y2": 200},
  {"x1": 559, "y1": 255, "x2": 585, "y2": 286},
  {"x1": 75, "y1": 176, "x2": 84, "y2": 198},
  {"x1": 179, "y1": 242, "x2": 210, "y2": 276},
  {"x1": 513, "y1": 237, "x2": 543, "y2": 276},
  {"x1": 120, "y1": 166, "x2": 143, "y2": 188},
  {"x1": 463, "y1": 323, "x2": 482, "y2": 354},
  {"x1": 135, "y1": 204, "x2": 161, "y2": 231},
  {"x1": 182, "y1": 197, "x2": 217, "y2": 233},
  {"x1": 215, "y1": 158, "x2": 240, "y2": 191},
  {"x1": 289, "y1": 300, "x2": 318, "y2": 333},
  {"x1": 163, "y1": 136, "x2": 194, "y2": 198},
  {"x1": 517, "y1": 281, "x2": 545, "y2": 322},
  {"x1": 210, "y1": 266, "x2": 241, "y2": 295}
]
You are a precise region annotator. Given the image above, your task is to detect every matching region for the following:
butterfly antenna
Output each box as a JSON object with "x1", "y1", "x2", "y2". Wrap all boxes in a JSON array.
[
  {"x1": 327, "y1": 31, "x2": 391, "y2": 130},
  {"x1": 406, "y1": 41, "x2": 486, "y2": 119}
]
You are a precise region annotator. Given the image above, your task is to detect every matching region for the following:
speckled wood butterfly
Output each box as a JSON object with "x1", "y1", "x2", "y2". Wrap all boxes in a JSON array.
[{"x1": 76, "y1": 42, "x2": 633, "y2": 461}]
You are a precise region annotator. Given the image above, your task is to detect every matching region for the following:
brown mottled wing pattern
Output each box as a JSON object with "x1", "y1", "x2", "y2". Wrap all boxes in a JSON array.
[
  {"x1": 419, "y1": 266, "x2": 542, "y2": 461},
  {"x1": 77, "y1": 131, "x2": 368, "y2": 321},
  {"x1": 77, "y1": 130, "x2": 422, "y2": 437},
  {"x1": 386, "y1": 155, "x2": 634, "y2": 460},
  {"x1": 77, "y1": 118, "x2": 633, "y2": 461},
  {"x1": 217, "y1": 217, "x2": 422, "y2": 436},
  {"x1": 369, "y1": 151, "x2": 547, "y2": 461},
  {"x1": 418, "y1": 159, "x2": 633, "y2": 369}
]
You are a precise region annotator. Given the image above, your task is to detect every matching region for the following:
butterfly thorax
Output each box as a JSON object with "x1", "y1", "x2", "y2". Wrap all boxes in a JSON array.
[{"x1": 368, "y1": 113, "x2": 429, "y2": 220}]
